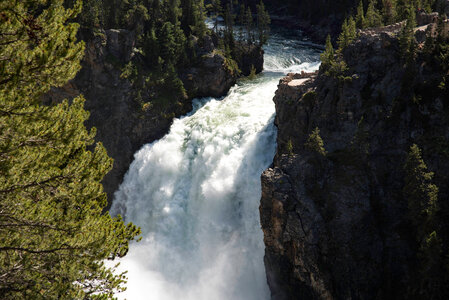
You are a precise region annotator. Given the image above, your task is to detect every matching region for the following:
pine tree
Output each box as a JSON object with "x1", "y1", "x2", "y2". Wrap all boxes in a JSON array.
[
  {"x1": 256, "y1": 0, "x2": 271, "y2": 46},
  {"x1": 124, "y1": 1, "x2": 150, "y2": 35},
  {"x1": 320, "y1": 35, "x2": 335, "y2": 67},
  {"x1": 192, "y1": 0, "x2": 208, "y2": 37},
  {"x1": 365, "y1": 0, "x2": 383, "y2": 27},
  {"x1": 403, "y1": 144, "x2": 445, "y2": 298},
  {"x1": 0, "y1": 1, "x2": 140, "y2": 297},
  {"x1": 338, "y1": 17, "x2": 357, "y2": 51},
  {"x1": 403, "y1": 144, "x2": 438, "y2": 238},
  {"x1": 224, "y1": 3, "x2": 235, "y2": 48},
  {"x1": 245, "y1": 7, "x2": 254, "y2": 44},
  {"x1": 181, "y1": 0, "x2": 207, "y2": 37},
  {"x1": 305, "y1": 127, "x2": 327, "y2": 156},
  {"x1": 398, "y1": 5, "x2": 417, "y2": 61},
  {"x1": 238, "y1": 3, "x2": 246, "y2": 40},
  {"x1": 382, "y1": 0, "x2": 398, "y2": 24},
  {"x1": 209, "y1": 0, "x2": 223, "y2": 34},
  {"x1": 356, "y1": 0, "x2": 366, "y2": 28}
]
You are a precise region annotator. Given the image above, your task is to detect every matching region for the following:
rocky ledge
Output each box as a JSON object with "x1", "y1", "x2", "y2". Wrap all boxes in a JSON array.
[{"x1": 261, "y1": 20, "x2": 449, "y2": 299}]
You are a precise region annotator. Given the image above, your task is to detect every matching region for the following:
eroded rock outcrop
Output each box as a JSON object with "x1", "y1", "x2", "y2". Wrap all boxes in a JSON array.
[
  {"x1": 261, "y1": 24, "x2": 449, "y2": 299},
  {"x1": 46, "y1": 29, "x2": 263, "y2": 206}
]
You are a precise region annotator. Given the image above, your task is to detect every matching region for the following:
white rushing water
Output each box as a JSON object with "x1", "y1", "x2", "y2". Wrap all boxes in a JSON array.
[{"x1": 110, "y1": 29, "x2": 321, "y2": 300}]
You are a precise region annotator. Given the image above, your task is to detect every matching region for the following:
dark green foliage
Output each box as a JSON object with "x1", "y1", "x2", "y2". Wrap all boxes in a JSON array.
[
  {"x1": 382, "y1": 0, "x2": 398, "y2": 24},
  {"x1": 286, "y1": 139, "x2": 294, "y2": 155},
  {"x1": 356, "y1": 0, "x2": 367, "y2": 28},
  {"x1": 209, "y1": 0, "x2": 223, "y2": 34},
  {"x1": 0, "y1": 1, "x2": 140, "y2": 298},
  {"x1": 245, "y1": 6, "x2": 255, "y2": 44},
  {"x1": 338, "y1": 17, "x2": 357, "y2": 51},
  {"x1": 321, "y1": 35, "x2": 336, "y2": 68},
  {"x1": 398, "y1": 5, "x2": 417, "y2": 62},
  {"x1": 403, "y1": 144, "x2": 449, "y2": 299},
  {"x1": 366, "y1": 0, "x2": 384, "y2": 27},
  {"x1": 403, "y1": 144, "x2": 438, "y2": 236},
  {"x1": 305, "y1": 127, "x2": 327, "y2": 156},
  {"x1": 320, "y1": 35, "x2": 349, "y2": 77},
  {"x1": 257, "y1": 0, "x2": 271, "y2": 46}
]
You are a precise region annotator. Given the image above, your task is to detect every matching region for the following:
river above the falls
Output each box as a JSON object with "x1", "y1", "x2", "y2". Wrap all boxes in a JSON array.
[{"x1": 109, "y1": 28, "x2": 322, "y2": 300}]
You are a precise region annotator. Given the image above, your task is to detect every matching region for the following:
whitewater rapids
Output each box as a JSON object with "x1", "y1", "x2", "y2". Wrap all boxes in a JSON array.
[{"x1": 110, "y1": 29, "x2": 321, "y2": 300}]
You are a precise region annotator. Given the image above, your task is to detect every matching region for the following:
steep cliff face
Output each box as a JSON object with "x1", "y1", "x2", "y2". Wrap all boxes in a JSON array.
[
  {"x1": 46, "y1": 29, "x2": 263, "y2": 206},
  {"x1": 261, "y1": 25, "x2": 449, "y2": 299}
]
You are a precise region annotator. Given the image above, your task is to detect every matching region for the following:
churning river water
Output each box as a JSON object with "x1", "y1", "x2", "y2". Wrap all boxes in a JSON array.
[{"x1": 110, "y1": 28, "x2": 322, "y2": 300}]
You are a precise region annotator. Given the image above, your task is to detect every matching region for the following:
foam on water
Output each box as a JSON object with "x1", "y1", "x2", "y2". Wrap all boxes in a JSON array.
[{"x1": 109, "y1": 29, "x2": 321, "y2": 300}]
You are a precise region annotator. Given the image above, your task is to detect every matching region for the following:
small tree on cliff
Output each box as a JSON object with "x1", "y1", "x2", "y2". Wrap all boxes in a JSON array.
[
  {"x1": 256, "y1": 0, "x2": 271, "y2": 46},
  {"x1": 305, "y1": 127, "x2": 327, "y2": 156},
  {"x1": 403, "y1": 144, "x2": 446, "y2": 298},
  {"x1": 321, "y1": 35, "x2": 336, "y2": 67},
  {"x1": 403, "y1": 144, "x2": 438, "y2": 239},
  {"x1": 0, "y1": 1, "x2": 140, "y2": 298},
  {"x1": 356, "y1": 0, "x2": 367, "y2": 28},
  {"x1": 209, "y1": 0, "x2": 223, "y2": 34},
  {"x1": 382, "y1": 0, "x2": 398, "y2": 24},
  {"x1": 398, "y1": 5, "x2": 417, "y2": 62},
  {"x1": 245, "y1": 6, "x2": 254, "y2": 44},
  {"x1": 365, "y1": 0, "x2": 383, "y2": 27},
  {"x1": 337, "y1": 17, "x2": 357, "y2": 51}
]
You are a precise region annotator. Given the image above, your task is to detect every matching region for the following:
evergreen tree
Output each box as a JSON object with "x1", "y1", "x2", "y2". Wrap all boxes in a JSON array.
[
  {"x1": 224, "y1": 3, "x2": 235, "y2": 48},
  {"x1": 238, "y1": 3, "x2": 246, "y2": 40},
  {"x1": 356, "y1": 0, "x2": 367, "y2": 28},
  {"x1": 403, "y1": 144, "x2": 445, "y2": 299},
  {"x1": 365, "y1": 0, "x2": 383, "y2": 27},
  {"x1": 338, "y1": 17, "x2": 357, "y2": 51},
  {"x1": 181, "y1": 0, "x2": 207, "y2": 37},
  {"x1": 256, "y1": 0, "x2": 271, "y2": 46},
  {"x1": 403, "y1": 144, "x2": 438, "y2": 238},
  {"x1": 209, "y1": 0, "x2": 223, "y2": 34},
  {"x1": 245, "y1": 7, "x2": 254, "y2": 44},
  {"x1": 192, "y1": 0, "x2": 208, "y2": 37},
  {"x1": 0, "y1": 0, "x2": 140, "y2": 298},
  {"x1": 320, "y1": 35, "x2": 336, "y2": 67},
  {"x1": 124, "y1": 0, "x2": 150, "y2": 35},
  {"x1": 166, "y1": 0, "x2": 182, "y2": 25},
  {"x1": 382, "y1": 0, "x2": 398, "y2": 24},
  {"x1": 398, "y1": 4, "x2": 417, "y2": 61},
  {"x1": 305, "y1": 127, "x2": 327, "y2": 156}
]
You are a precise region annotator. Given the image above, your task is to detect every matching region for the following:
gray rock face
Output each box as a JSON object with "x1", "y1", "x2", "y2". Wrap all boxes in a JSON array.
[
  {"x1": 180, "y1": 52, "x2": 237, "y2": 98},
  {"x1": 46, "y1": 29, "x2": 262, "y2": 207},
  {"x1": 261, "y1": 27, "x2": 449, "y2": 299}
]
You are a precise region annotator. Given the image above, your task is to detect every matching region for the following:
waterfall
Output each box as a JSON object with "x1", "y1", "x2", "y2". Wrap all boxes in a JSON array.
[{"x1": 110, "y1": 28, "x2": 321, "y2": 300}]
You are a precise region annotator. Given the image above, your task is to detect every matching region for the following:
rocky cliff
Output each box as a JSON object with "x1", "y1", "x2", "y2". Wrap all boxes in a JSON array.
[
  {"x1": 261, "y1": 22, "x2": 449, "y2": 299},
  {"x1": 46, "y1": 29, "x2": 263, "y2": 206}
]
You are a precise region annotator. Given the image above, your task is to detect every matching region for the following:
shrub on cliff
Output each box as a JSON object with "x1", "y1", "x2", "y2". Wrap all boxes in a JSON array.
[
  {"x1": 403, "y1": 144, "x2": 449, "y2": 298},
  {"x1": 0, "y1": 1, "x2": 140, "y2": 298},
  {"x1": 337, "y1": 17, "x2": 357, "y2": 51},
  {"x1": 403, "y1": 144, "x2": 438, "y2": 239},
  {"x1": 305, "y1": 127, "x2": 327, "y2": 157}
]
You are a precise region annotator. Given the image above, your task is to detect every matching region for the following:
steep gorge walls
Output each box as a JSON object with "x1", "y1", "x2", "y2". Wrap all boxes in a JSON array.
[{"x1": 261, "y1": 25, "x2": 449, "y2": 299}]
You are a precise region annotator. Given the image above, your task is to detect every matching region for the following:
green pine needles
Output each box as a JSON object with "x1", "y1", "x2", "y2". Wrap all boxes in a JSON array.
[
  {"x1": 305, "y1": 127, "x2": 327, "y2": 156},
  {"x1": 0, "y1": 1, "x2": 140, "y2": 298}
]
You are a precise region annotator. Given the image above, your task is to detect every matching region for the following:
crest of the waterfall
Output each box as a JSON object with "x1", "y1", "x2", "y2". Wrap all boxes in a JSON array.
[
  {"x1": 263, "y1": 29, "x2": 322, "y2": 74},
  {"x1": 109, "y1": 30, "x2": 321, "y2": 300}
]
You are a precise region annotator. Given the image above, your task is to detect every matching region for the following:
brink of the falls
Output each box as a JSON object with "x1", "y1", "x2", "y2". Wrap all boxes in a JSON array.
[{"x1": 109, "y1": 28, "x2": 321, "y2": 300}]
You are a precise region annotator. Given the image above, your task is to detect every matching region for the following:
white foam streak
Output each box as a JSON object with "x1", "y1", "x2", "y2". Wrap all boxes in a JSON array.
[{"x1": 109, "y1": 31, "x2": 321, "y2": 300}]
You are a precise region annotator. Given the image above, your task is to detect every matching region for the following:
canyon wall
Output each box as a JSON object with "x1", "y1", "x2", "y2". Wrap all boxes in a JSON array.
[{"x1": 261, "y1": 25, "x2": 449, "y2": 299}]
